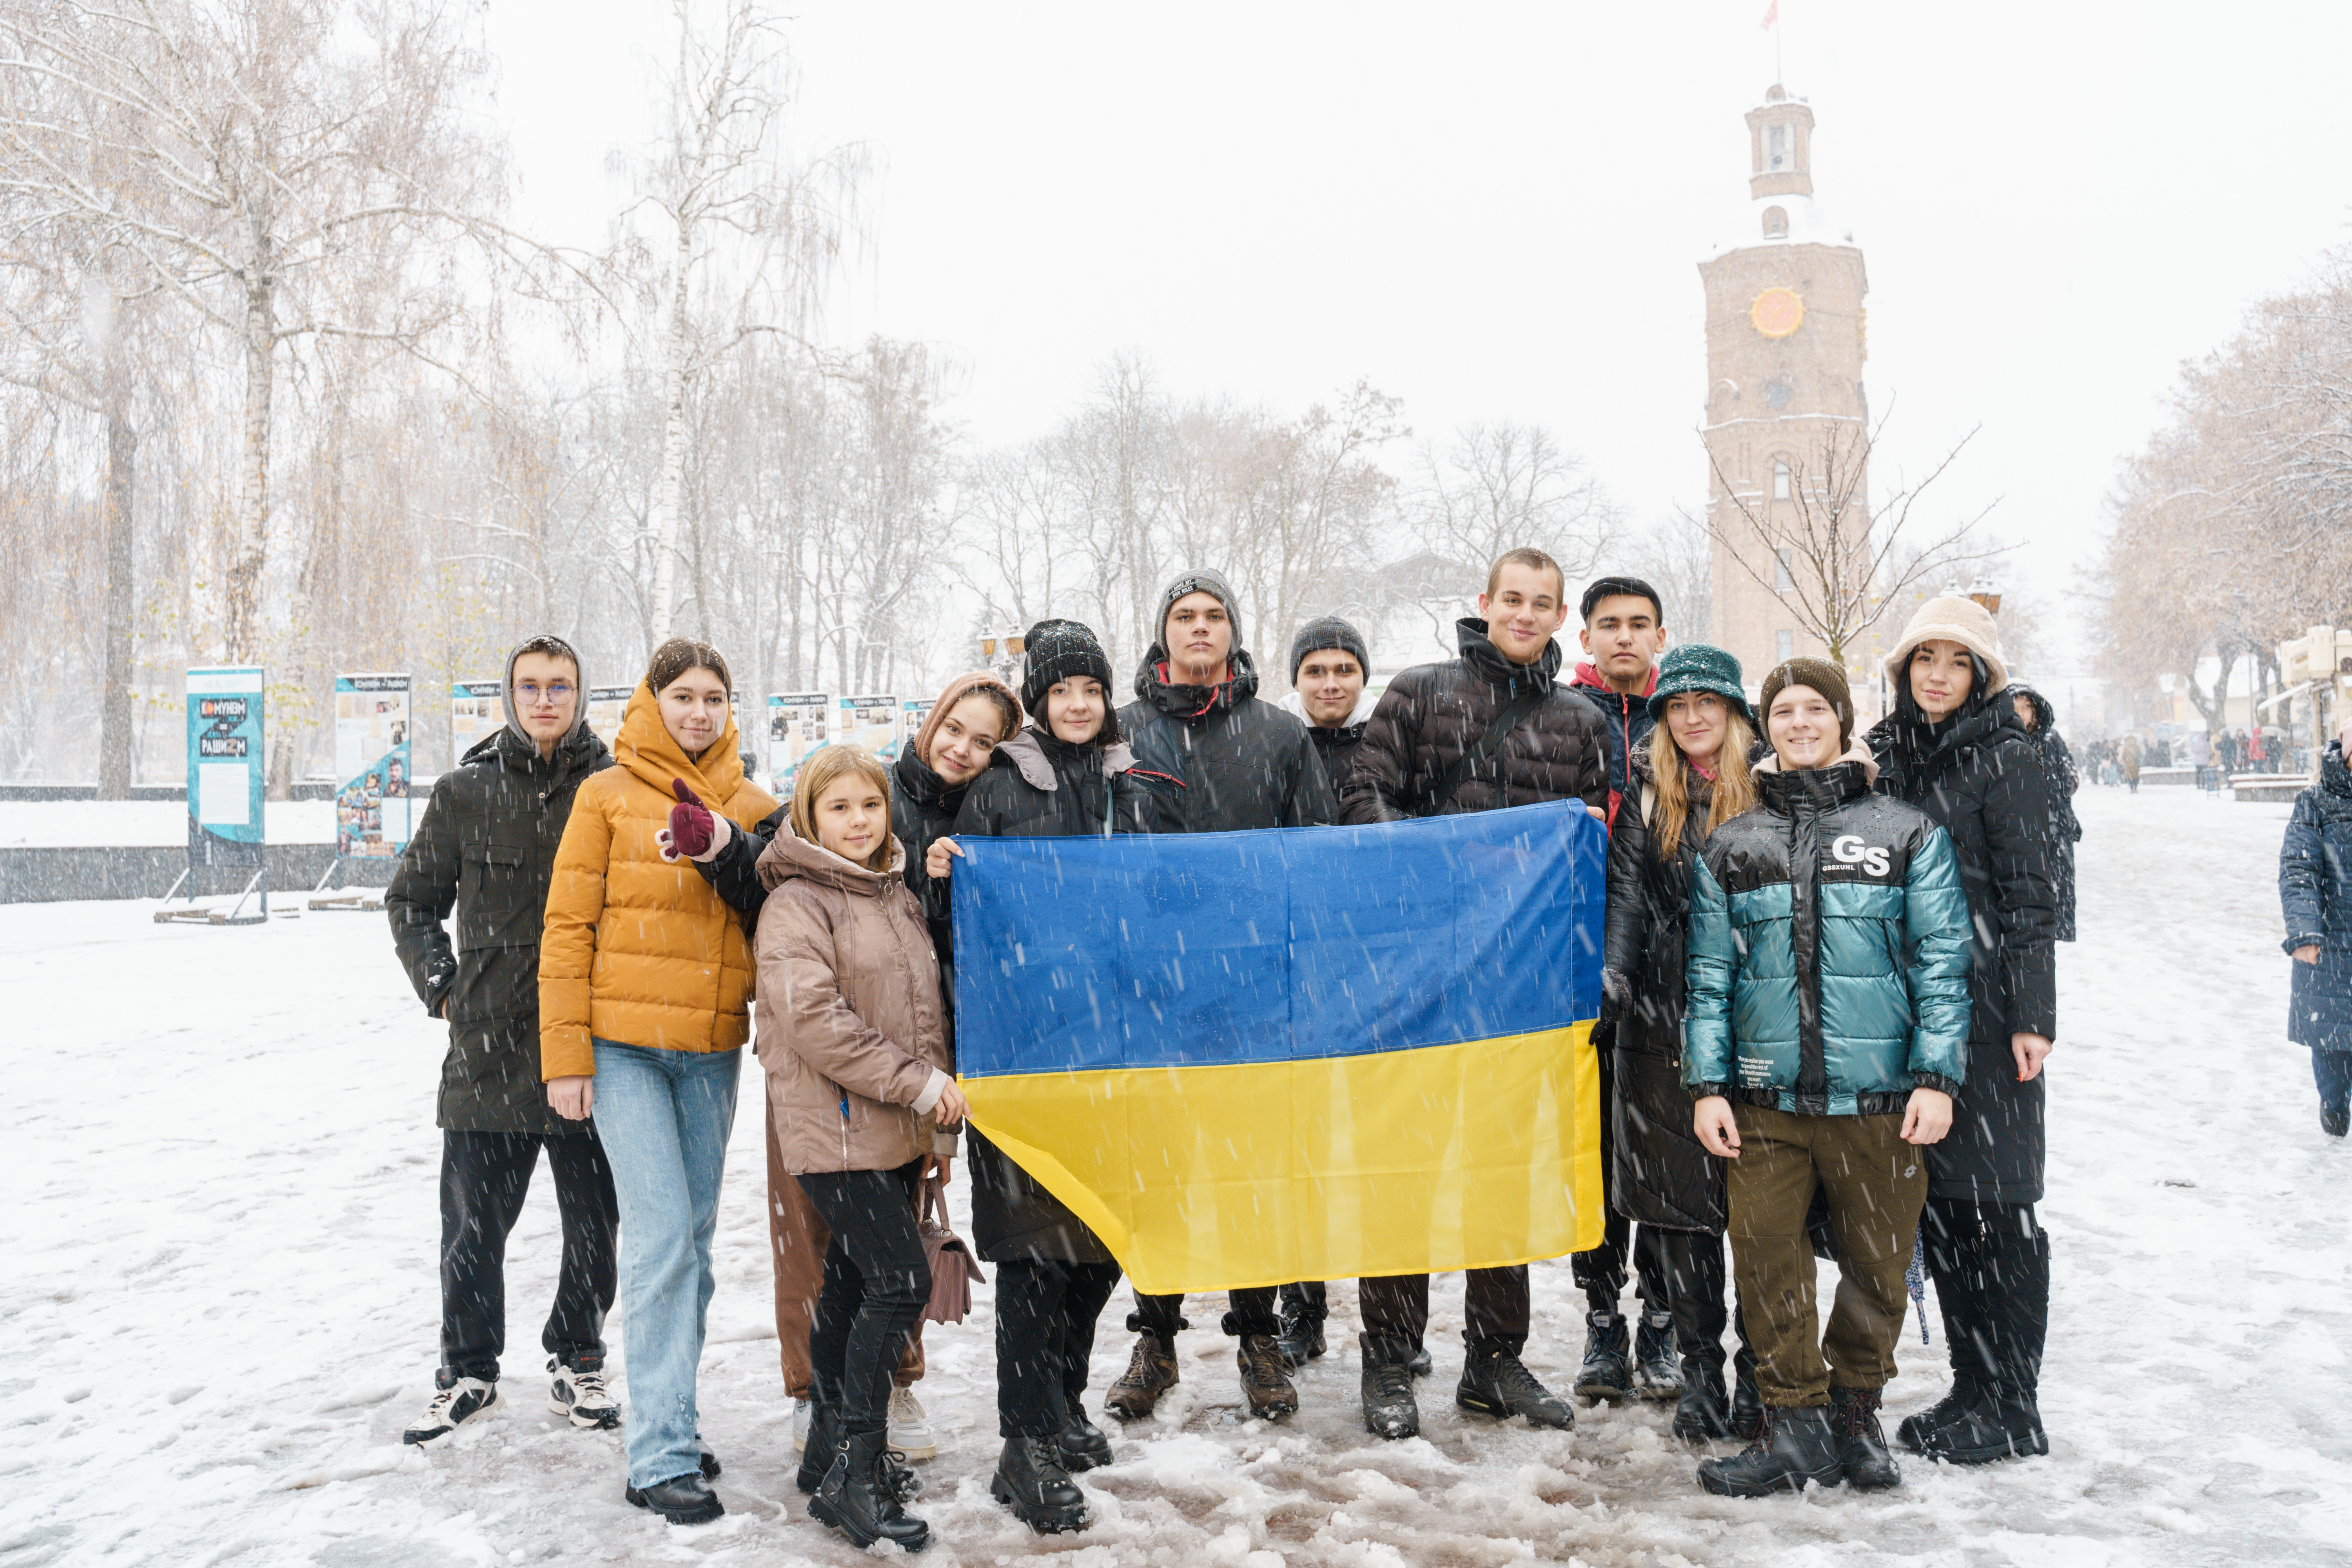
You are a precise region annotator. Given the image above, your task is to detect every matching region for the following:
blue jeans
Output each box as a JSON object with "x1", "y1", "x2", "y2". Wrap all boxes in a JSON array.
[
  {"x1": 591, "y1": 1039, "x2": 742, "y2": 1488},
  {"x1": 2315, "y1": 1049, "x2": 2352, "y2": 1119}
]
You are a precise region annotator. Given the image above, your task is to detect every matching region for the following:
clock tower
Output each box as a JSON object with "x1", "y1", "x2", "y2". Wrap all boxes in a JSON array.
[{"x1": 1698, "y1": 83, "x2": 1871, "y2": 703}]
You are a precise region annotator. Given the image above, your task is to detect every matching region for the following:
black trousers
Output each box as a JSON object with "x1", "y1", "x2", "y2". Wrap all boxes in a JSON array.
[
  {"x1": 797, "y1": 1161, "x2": 932, "y2": 1433},
  {"x1": 1569, "y1": 1049, "x2": 1674, "y2": 1316},
  {"x1": 1654, "y1": 1228, "x2": 1757, "y2": 1392},
  {"x1": 1130, "y1": 1287, "x2": 1278, "y2": 1339},
  {"x1": 1920, "y1": 1197, "x2": 2049, "y2": 1400},
  {"x1": 1358, "y1": 1267, "x2": 1528, "y2": 1361},
  {"x1": 997, "y1": 1258, "x2": 1123, "y2": 1437},
  {"x1": 1278, "y1": 1280, "x2": 1326, "y2": 1321},
  {"x1": 439, "y1": 1128, "x2": 618, "y2": 1382}
]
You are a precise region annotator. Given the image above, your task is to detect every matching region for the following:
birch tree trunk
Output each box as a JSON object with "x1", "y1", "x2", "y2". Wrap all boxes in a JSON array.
[
  {"x1": 98, "y1": 399, "x2": 137, "y2": 797},
  {"x1": 648, "y1": 220, "x2": 694, "y2": 642},
  {"x1": 225, "y1": 258, "x2": 275, "y2": 664}
]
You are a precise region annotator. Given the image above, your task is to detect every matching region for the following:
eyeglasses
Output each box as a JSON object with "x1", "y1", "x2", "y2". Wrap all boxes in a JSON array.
[{"x1": 517, "y1": 682, "x2": 575, "y2": 702}]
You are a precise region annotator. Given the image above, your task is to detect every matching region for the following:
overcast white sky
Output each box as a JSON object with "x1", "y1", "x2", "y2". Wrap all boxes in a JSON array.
[{"x1": 480, "y1": 0, "x2": 2352, "y2": 672}]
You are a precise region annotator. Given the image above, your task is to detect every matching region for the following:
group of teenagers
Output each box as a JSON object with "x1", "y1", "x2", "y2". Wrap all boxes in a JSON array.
[{"x1": 385, "y1": 547, "x2": 2063, "y2": 1550}]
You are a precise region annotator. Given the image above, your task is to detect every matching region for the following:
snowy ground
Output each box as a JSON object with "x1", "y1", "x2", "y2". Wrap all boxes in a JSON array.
[{"x1": 5, "y1": 784, "x2": 2347, "y2": 1568}]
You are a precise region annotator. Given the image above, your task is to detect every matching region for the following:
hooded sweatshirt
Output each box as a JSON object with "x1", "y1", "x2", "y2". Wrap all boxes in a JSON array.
[
  {"x1": 1276, "y1": 686, "x2": 1381, "y2": 794},
  {"x1": 538, "y1": 681, "x2": 780, "y2": 1079}
]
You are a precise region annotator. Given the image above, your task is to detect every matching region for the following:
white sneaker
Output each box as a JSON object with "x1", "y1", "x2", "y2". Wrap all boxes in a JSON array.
[
  {"x1": 403, "y1": 1377, "x2": 499, "y2": 1445},
  {"x1": 887, "y1": 1385, "x2": 937, "y2": 1460},
  {"x1": 791, "y1": 1396, "x2": 811, "y2": 1452},
  {"x1": 548, "y1": 1358, "x2": 620, "y2": 1430}
]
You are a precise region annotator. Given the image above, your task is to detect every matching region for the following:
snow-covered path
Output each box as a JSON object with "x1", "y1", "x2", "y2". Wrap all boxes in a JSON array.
[{"x1": 5, "y1": 784, "x2": 2347, "y2": 1567}]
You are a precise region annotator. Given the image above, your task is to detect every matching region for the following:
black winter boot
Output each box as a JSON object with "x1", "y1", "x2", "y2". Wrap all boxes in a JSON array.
[
  {"x1": 991, "y1": 1435, "x2": 1089, "y2": 1533},
  {"x1": 1695, "y1": 1405, "x2": 1844, "y2": 1497},
  {"x1": 1730, "y1": 1352, "x2": 1764, "y2": 1440},
  {"x1": 2323, "y1": 1104, "x2": 2350, "y2": 1138},
  {"x1": 1457, "y1": 1339, "x2": 1573, "y2": 1429},
  {"x1": 1360, "y1": 1336, "x2": 1421, "y2": 1439},
  {"x1": 1828, "y1": 1386, "x2": 1900, "y2": 1490},
  {"x1": 1408, "y1": 1342, "x2": 1434, "y2": 1378},
  {"x1": 1057, "y1": 1394, "x2": 1113, "y2": 1473},
  {"x1": 1573, "y1": 1309, "x2": 1632, "y2": 1403},
  {"x1": 1105, "y1": 1332, "x2": 1178, "y2": 1421},
  {"x1": 1671, "y1": 1356, "x2": 1731, "y2": 1442},
  {"x1": 1904, "y1": 1205, "x2": 2050, "y2": 1464},
  {"x1": 624, "y1": 1471, "x2": 724, "y2": 1525},
  {"x1": 1633, "y1": 1310, "x2": 1682, "y2": 1401},
  {"x1": 1275, "y1": 1299, "x2": 1327, "y2": 1368},
  {"x1": 798, "y1": 1402, "x2": 917, "y2": 1500},
  {"x1": 811, "y1": 1428, "x2": 930, "y2": 1551}
]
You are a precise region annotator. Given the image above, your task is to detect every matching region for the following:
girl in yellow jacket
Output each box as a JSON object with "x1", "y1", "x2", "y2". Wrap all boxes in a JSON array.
[{"x1": 541, "y1": 639, "x2": 777, "y2": 1525}]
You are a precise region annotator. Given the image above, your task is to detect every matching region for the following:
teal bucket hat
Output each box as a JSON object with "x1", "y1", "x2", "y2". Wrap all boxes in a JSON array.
[{"x1": 1647, "y1": 642, "x2": 1750, "y2": 721}]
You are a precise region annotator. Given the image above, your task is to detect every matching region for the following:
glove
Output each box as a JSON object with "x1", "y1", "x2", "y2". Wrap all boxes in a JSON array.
[
  {"x1": 668, "y1": 778, "x2": 717, "y2": 859},
  {"x1": 1596, "y1": 966, "x2": 1631, "y2": 1036}
]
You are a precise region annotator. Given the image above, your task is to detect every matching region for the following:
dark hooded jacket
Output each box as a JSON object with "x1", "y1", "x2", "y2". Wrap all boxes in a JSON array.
[
  {"x1": 2011, "y1": 684, "x2": 2082, "y2": 941},
  {"x1": 1601, "y1": 744, "x2": 1730, "y2": 1230},
  {"x1": 1866, "y1": 686, "x2": 2060, "y2": 1206},
  {"x1": 1341, "y1": 618, "x2": 1610, "y2": 823},
  {"x1": 1566, "y1": 660, "x2": 1659, "y2": 828},
  {"x1": 1119, "y1": 647, "x2": 1336, "y2": 833},
  {"x1": 387, "y1": 658, "x2": 614, "y2": 1133},
  {"x1": 949, "y1": 728, "x2": 1166, "y2": 1263},
  {"x1": 1278, "y1": 687, "x2": 1379, "y2": 795},
  {"x1": 2281, "y1": 742, "x2": 2352, "y2": 1051}
]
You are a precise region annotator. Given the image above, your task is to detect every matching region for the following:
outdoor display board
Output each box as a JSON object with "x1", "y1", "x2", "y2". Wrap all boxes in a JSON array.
[
  {"x1": 451, "y1": 680, "x2": 503, "y2": 763},
  {"x1": 334, "y1": 674, "x2": 412, "y2": 858},
  {"x1": 585, "y1": 686, "x2": 632, "y2": 751},
  {"x1": 838, "y1": 694, "x2": 899, "y2": 758},
  {"x1": 768, "y1": 692, "x2": 828, "y2": 785},
  {"x1": 185, "y1": 666, "x2": 266, "y2": 871},
  {"x1": 900, "y1": 696, "x2": 935, "y2": 757}
]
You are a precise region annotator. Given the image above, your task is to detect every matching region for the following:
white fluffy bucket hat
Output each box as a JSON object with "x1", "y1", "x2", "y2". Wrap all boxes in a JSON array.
[{"x1": 1882, "y1": 594, "x2": 2010, "y2": 694}]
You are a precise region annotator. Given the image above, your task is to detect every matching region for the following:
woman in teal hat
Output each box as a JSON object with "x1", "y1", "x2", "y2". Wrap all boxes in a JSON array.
[{"x1": 1598, "y1": 641, "x2": 1764, "y2": 1442}]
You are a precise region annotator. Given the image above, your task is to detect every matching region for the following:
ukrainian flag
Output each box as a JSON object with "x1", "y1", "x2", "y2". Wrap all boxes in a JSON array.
[{"x1": 951, "y1": 798, "x2": 1606, "y2": 1295}]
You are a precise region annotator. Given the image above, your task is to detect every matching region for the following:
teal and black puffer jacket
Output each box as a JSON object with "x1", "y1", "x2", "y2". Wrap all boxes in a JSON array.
[{"x1": 1683, "y1": 758, "x2": 1972, "y2": 1115}]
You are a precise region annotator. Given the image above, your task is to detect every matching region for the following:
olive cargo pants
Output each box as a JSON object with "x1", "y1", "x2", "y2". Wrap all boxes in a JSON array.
[{"x1": 1727, "y1": 1104, "x2": 1928, "y2": 1408}]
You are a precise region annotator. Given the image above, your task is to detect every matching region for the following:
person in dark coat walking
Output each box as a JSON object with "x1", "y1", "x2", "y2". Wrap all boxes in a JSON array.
[
  {"x1": 1109, "y1": 570, "x2": 1336, "y2": 1423},
  {"x1": 1864, "y1": 595, "x2": 2059, "y2": 1466},
  {"x1": 2009, "y1": 685, "x2": 2082, "y2": 942},
  {"x1": 928, "y1": 619, "x2": 1167, "y2": 1532},
  {"x1": 1599, "y1": 642, "x2": 1764, "y2": 1442},
  {"x1": 387, "y1": 635, "x2": 621, "y2": 1446},
  {"x1": 674, "y1": 670, "x2": 1024, "y2": 1465},
  {"x1": 1269, "y1": 613, "x2": 1380, "y2": 1367},
  {"x1": 2281, "y1": 720, "x2": 2352, "y2": 1137},
  {"x1": 1339, "y1": 546, "x2": 1611, "y2": 1441}
]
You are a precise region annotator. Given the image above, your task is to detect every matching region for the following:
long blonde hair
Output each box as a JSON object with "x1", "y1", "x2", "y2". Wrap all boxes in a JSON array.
[
  {"x1": 791, "y1": 744, "x2": 895, "y2": 873},
  {"x1": 1648, "y1": 706, "x2": 1758, "y2": 860}
]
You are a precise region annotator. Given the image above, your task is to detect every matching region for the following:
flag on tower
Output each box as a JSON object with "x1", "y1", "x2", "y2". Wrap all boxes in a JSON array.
[{"x1": 1762, "y1": 1, "x2": 1779, "y2": 27}]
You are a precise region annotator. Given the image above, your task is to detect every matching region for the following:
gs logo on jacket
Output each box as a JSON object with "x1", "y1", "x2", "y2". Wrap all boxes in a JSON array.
[{"x1": 1682, "y1": 759, "x2": 1973, "y2": 1116}]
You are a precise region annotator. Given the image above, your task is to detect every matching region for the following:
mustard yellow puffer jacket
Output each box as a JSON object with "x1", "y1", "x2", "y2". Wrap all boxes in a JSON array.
[{"x1": 539, "y1": 684, "x2": 779, "y2": 1079}]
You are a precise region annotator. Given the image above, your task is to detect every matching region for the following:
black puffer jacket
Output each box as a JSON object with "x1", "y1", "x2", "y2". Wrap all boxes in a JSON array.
[
  {"x1": 1120, "y1": 647, "x2": 1336, "y2": 833},
  {"x1": 1866, "y1": 690, "x2": 2060, "y2": 1206},
  {"x1": 1341, "y1": 618, "x2": 1610, "y2": 823},
  {"x1": 387, "y1": 722, "x2": 613, "y2": 1132},
  {"x1": 1601, "y1": 744, "x2": 1728, "y2": 1232},
  {"x1": 2011, "y1": 685, "x2": 2082, "y2": 942},
  {"x1": 950, "y1": 728, "x2": 1166, "y2": 1263}
]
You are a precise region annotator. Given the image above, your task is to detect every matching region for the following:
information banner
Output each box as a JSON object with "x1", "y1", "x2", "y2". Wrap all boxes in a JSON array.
[
  {"x1": 452, "y1": 680, "x2": 503, "y2": 763},
  {"x1": 586, "y1": 686, "x2": 632, "y2": 751},
  {"x1": 838, "y1": 694, "x2": 898, "y2": 758},
  {"x1": 768, "y1": 692, "x2": 829, "y2": 786},
  {"x1": 899, "y1": 697, "x2": 935, "y2": 760},
  {"x1": 186, "y1": 666, "x2": 266, "y2": 871},
  {"x1": 334, "y1": 673, "x2": 412, "y2": 857}
]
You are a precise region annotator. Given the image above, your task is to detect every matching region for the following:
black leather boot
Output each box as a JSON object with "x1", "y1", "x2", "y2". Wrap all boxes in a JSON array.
[
  {"x1": 1828, "y1": 1386, "x2": 1900, "y2": 1490},
  {"x1": 1057, "y1": 1393, "x2": 1113, "y2": 1472},
  {"x1": 798, "y1": 1402, "x2": 916, "y2": 1500},
  {"x1": 624, "y1": 1471, "x2": 724, "y2": 1525},
  {"x1": 1633, "y1": 1309, "x2": 1682, "y2": 1400},
  {"x1": 1457, "y1": 1338, "x2": 1573, "y2": 1429},
  {"x1": 1695, "y1": 1405, "x2": 1844, "y2": 1497},
  {"x1": 1573, "y1": 1309, "x2": 1632, "y2": 1403},
  {"x1": 1903, "y1": 1206, "x2": 2050, "y2": 1464},
  {"x1": 811, "y1": 1428, "x2": 930, "y2": 1551},
  {"x1": 1360, "y1": 1336, "x2": 1421, "y2": 1439},
  {"x1": 1671, "y1": 1355, "x2": 1731, "y2": 1441},
  {"x1": 991, "y1": 1435, "x2": 1089, "y2": 1533},
  {"x1": 1275, "y1": 1299, "x2": 1327, "y2": 1368}
]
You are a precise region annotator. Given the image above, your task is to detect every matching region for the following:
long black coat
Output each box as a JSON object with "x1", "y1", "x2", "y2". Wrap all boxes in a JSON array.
[
  {"x1": 949, "y1": 729, "x2": 1166, "y2": 1263},
  {"x1": 1866, "y1": 692, "x2": 2059, "y2": 1207},
  {"x1": 2012, "y1": 686, "x2": 2083, "y2": 941},
  {"x1": 387, "y1": 723, "x2": 613, "y2": 1132},
  {"x1": 1340, "y1": 619, "x2": 1611, "y2": 824},
  {"x1": 2281, "y1": 742, "x2": 2352, "y2": 1050},
  {"x1": 1120, "y1": 646, "x2": 1335, "y2": 833},
  {"x1": 1600, "y1": 745, "x2": 1726, "y2": 1233}
]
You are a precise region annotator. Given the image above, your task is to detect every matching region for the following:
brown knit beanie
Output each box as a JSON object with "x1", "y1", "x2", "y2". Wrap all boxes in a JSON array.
[{"x1": 1759, "y1": 657, "x2": 1855, "y2": 751}]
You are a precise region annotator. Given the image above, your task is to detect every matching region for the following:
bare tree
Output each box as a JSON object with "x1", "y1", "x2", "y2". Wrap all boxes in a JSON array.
[
  {"x1": 1697, "y1": 411, "x2": 2000, "y2": 667},
  {"x1": 1396, "y1": 419, "x2": 1617, "y2": 643},
  {"x1": 618, "y1": 0, "x2": 863, "y2": 639},
  {"x1": 1626, "y1": 512, "x2": 1713, "y2": 646}
]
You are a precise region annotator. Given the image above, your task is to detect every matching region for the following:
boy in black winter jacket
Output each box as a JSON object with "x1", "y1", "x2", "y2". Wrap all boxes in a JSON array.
[{"x1": 386, "y1": 635, "x2": 620, "y2": 1446}]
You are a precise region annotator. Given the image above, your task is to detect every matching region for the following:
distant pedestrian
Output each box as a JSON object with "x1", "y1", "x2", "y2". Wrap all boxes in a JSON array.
[
  {"x1": 2280, "y1": 717, "x2": 2352, "y2": 1139},
  {"x1": 2121, "y1": 734, "x2": 2141, "y2": 794}
]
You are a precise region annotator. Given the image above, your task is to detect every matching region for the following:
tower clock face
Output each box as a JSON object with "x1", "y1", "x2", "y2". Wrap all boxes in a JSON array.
[{"x1": 1751, "y1": 287, "x2": 1805, "y2": 339}]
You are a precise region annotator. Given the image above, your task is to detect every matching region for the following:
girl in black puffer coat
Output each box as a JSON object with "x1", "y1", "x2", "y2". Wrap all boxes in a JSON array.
[
  {"x1": 1599, "y1": 642, "x2": 1763, "y2": 1442},
  {"x1": 927, "y1": 619, "x2": 1171, "y2": 1535},
  {"x1": 1865, "y1": 596, "x2": 2059, "y2": 1468}
]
